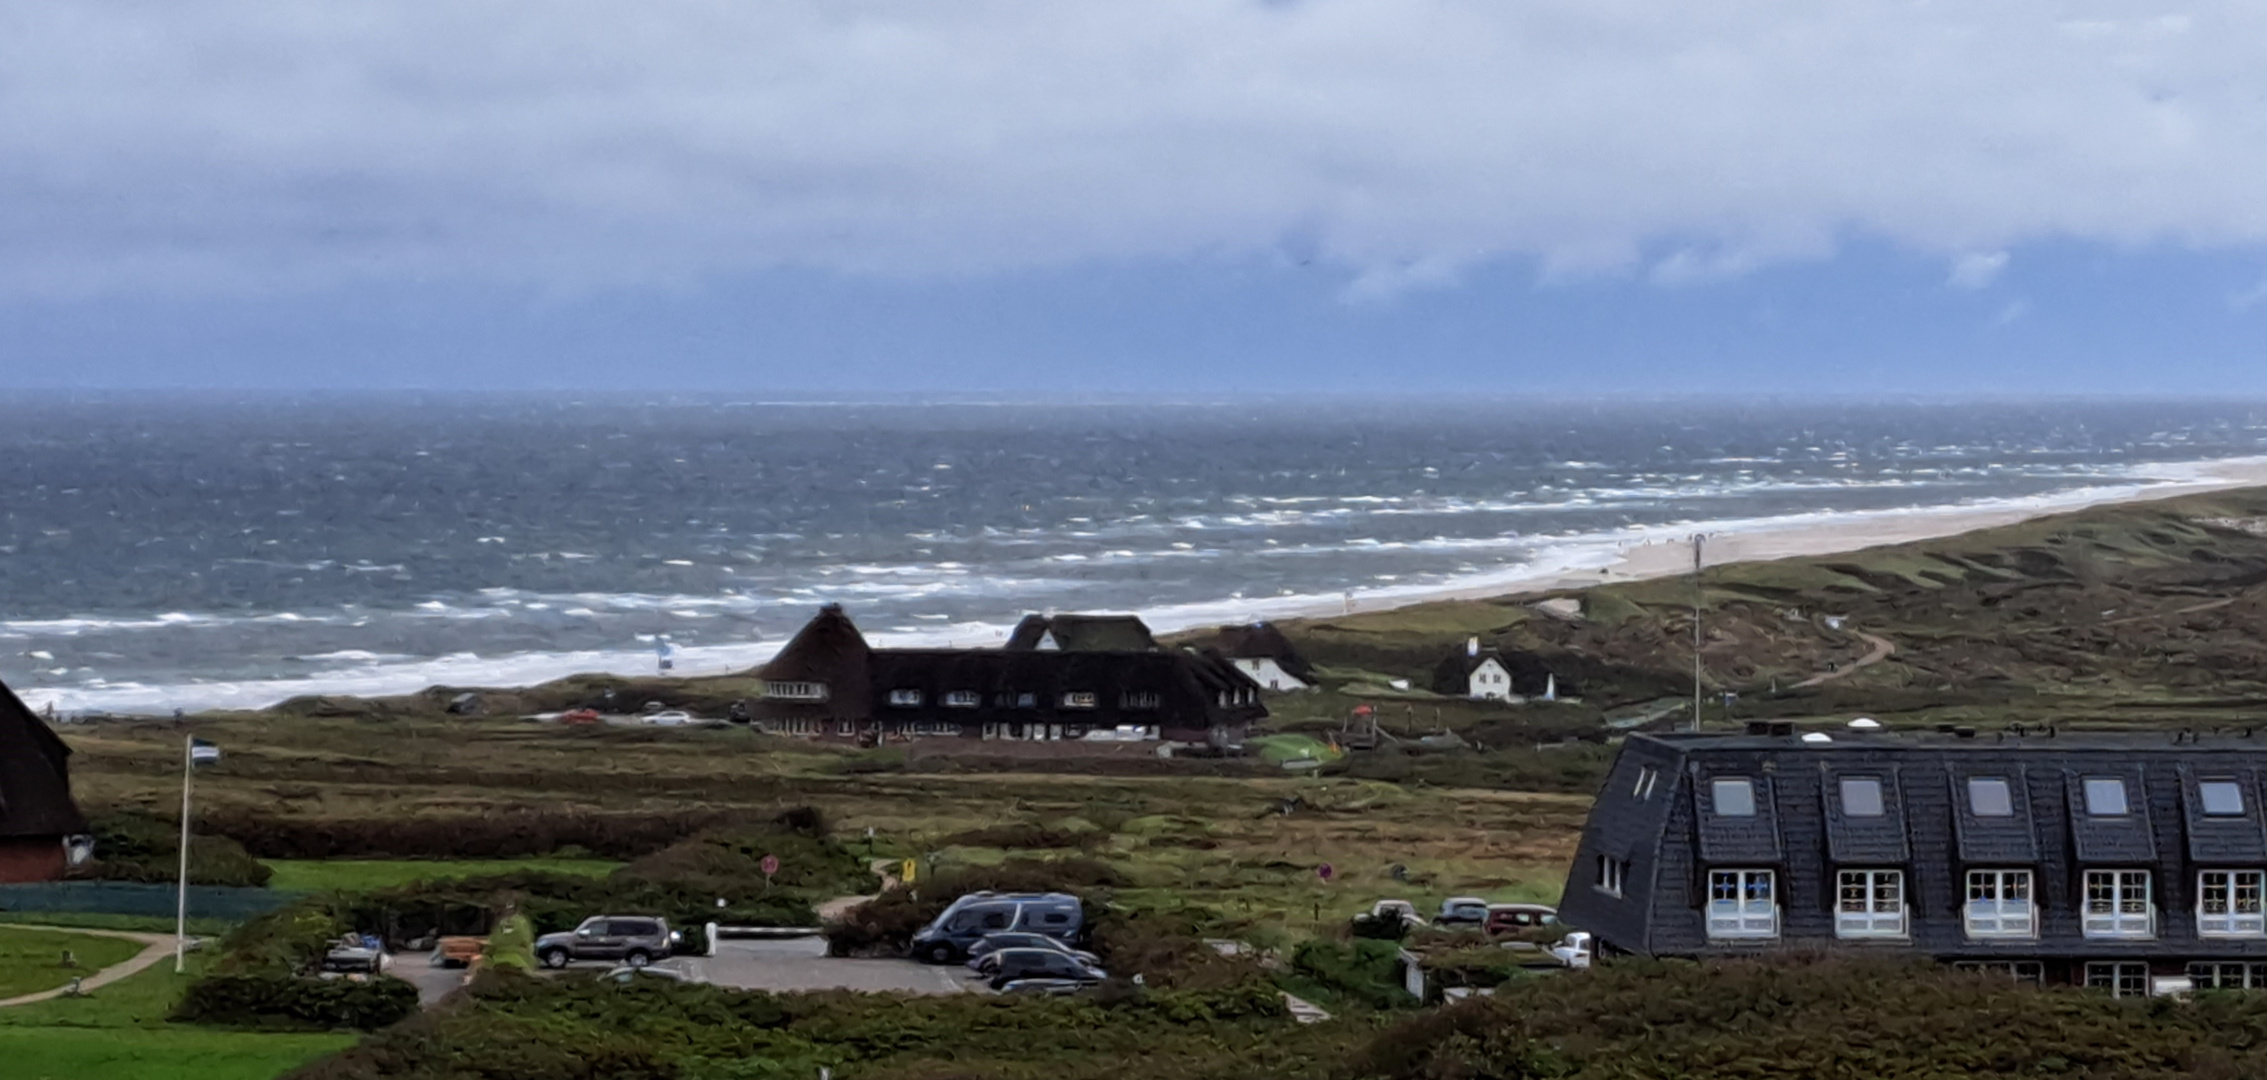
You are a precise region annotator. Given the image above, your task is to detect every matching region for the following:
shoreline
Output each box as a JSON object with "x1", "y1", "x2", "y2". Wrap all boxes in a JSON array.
[{"x1": 25, "y1": 455, "x2": 2267, "y2": 715}]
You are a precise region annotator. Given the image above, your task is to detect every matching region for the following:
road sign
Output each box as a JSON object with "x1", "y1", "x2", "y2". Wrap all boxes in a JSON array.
[
  {"x1": 760, "y1": 854, "x2": 780, "y2": 878},
  {"x1": 901, "y1": 858, "x2": 918, "y2": 884}
]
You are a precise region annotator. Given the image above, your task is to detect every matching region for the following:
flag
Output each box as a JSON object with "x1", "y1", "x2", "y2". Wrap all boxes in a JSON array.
[{"x1": 189, "y1": 738, "x2": 221, "y2": 765}]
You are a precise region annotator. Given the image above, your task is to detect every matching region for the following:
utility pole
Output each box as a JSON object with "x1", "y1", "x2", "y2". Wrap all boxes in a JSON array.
[
  {"x1": 175, "y1": 735, "x2": 192, "y2": 973},
  {"x1": 1691, "y1": 534, "x2": 1705, "y2": 732}
]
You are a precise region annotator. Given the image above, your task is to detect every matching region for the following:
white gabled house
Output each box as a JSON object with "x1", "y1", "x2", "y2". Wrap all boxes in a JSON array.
[
  {"x1": 1211, "y1": 622, "x2": 1319, "y2": 693},
  {"x1": 1433, "y1": 637, "x2": 1562, "y2": 703}
]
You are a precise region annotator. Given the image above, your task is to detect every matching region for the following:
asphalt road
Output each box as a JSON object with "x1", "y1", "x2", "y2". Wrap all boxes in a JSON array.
[{"x1": 683, "y1": 937, "x2": 970, "y2": 994}]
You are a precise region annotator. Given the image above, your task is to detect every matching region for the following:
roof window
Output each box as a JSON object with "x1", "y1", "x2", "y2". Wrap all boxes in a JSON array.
[
  {"x1": 1711, "y1": 778, "x2": 1757, "y2": 817},
  {"x1": 2201, "y1": 780, "x2": 2247, "y2": 817},
  {"x1": 1839, "y1": 777, "x2": 1885, "y2": 817},
  {"x1": 1967, "y1": 777, "x2": 2014, "y2": 817},
  {"x1": 2083, "y1": 777, "x2": 2129, "y2": 817},
  {"x1": 887, "y1": 689, "x2": 923, "y2": 707}
]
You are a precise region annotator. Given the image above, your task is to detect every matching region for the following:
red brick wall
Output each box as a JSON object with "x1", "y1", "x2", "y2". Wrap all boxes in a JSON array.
[{"x1": 0, "y1": 838, "x2": 64, "y2": 883}]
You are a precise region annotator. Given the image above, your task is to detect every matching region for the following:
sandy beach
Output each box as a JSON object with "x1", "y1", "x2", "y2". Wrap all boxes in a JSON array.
[{"x1": 1293, "y1": 455, "x2": 2267, "y2": 619}]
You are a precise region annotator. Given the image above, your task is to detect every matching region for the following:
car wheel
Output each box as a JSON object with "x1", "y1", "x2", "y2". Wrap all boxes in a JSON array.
[
  {"x1": 540, "y1": 949, "x2": 570, "y2": 970},
  {"x1": 624, "y1": 950, "x2": 651, "y2": 968},
  {"x1": 924, "y1": 943, "x2": 957, "y2": 965}
]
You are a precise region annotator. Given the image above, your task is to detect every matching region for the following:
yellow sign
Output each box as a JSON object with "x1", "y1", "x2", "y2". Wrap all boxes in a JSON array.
[{"x1": 901, "y1": 858, "x2": 917, "y2": 884}]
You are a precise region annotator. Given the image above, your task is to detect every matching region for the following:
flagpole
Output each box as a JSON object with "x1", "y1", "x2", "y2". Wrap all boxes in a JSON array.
[{"x1": 176, "y1": 734, "x2": 192, "y2": 973}]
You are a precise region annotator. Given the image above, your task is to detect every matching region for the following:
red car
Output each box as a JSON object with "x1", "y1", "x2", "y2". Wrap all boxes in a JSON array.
[
  {"x1": 559, "y1": 708, "x2": 602, "y2": 726},
  {"x1": 1485, "y1": 904, "x2": 1560, "y2": 936}
]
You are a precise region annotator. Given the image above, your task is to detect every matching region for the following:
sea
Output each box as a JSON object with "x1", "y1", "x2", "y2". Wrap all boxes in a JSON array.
[{"x1": 6, "y1": 393, "x2": 2267, "y2": 715}]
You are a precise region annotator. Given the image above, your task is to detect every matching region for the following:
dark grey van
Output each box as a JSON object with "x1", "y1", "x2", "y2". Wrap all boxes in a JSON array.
[{"x1": 911, "y1": 892, "x2": 1083, "y2": 963}]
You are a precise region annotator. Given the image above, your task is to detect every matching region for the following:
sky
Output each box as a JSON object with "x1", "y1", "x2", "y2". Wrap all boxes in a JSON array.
[{"x1": 4, "y1": 2, "x2": 2266, "y2": 394}]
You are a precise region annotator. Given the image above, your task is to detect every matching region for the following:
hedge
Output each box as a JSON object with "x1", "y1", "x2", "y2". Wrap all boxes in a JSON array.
[{"x1": 173, "y1": 971, "x2": 419, "y2": 1031}]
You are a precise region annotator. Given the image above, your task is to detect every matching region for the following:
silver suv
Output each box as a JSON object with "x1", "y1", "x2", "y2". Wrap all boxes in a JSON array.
[{"x1": 535, "y1": 916, "x2": 676, "y2": 969}]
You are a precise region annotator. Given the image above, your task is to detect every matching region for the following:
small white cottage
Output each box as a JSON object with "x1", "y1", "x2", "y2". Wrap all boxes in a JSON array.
[{"x1": 1433, "y1": 637, "x2": 1562, "y2": 703}]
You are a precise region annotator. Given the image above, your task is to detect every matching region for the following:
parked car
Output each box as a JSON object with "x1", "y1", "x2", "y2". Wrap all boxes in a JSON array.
[
  {"x1": 644, "y1": 710, "x2": 694, "y2": 726},
  {"x1": 558, "y1": 708, "x2": 601, "y2": 726},
  {"x1": 912, "y1": 892, "x2": 1084, "y2": 963},
  {"x1": 1436, "y1": 897, "x2": 1492, "y2": 927},
  {"x1": 985, "y1": 948, "x2": 1105, "y2": 991},
  {"x1": 321, "y1": 935, "x2": 385, "y2": 974},
  {"x1": 430, "y1": 935, "x2": 486, "y2": 969},
  {"x1": 1353, "y1": 898, "x2": 1427, "y2": 937},
  {"x1": 997, "y1": 977, "x2": 1095, "y2": 995},
  {"x1": 965, "y1": 932, "x2": 1100, "y2": 973},
  {"x1": 603, "y1": 964, "x2": 694, "y2": 984},
  {"x1": 1484, "y1": 903, "x2": 1560, "y2": 937},
  {"x1": 536, "y1": 916, "x2": 677, "y2": 969}
]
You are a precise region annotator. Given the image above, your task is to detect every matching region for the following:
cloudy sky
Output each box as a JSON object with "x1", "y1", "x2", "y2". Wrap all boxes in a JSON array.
[{"x1": 4, "y1": 1, "x2": 2265, "y2": 393}]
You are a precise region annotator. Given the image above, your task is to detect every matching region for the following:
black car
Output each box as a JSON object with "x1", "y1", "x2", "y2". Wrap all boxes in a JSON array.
[
  {"x1": 986, "y1": 948, "x2": 1105, "y2": 992},
  {"x1": 965, "y1": 932, "x2": 1101, "y2": 973}
]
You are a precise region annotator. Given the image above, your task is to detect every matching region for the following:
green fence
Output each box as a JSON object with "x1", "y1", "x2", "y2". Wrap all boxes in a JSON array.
[{"x1": 0, "y1": 881, "x2": 300, "y2": 922}]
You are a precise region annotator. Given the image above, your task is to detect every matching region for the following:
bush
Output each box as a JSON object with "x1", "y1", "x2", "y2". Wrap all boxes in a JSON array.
[
  {"x1": 173, "y1": 971, "x2": 419, "y2": 1031},
  {"x1": 71, "y1": 810, "x2": 273, "y2": 887},
  {"x1": 198, "y1": 806, "x2": 775, "y2": 860},
  {"x1": 939, "y1": 824, "x2": 1105, "y2": 850},
  {"x1": 483, "y1": 913, "x2": 536, "y2": 972},
  {"x1": 1288, "y1": 939, "x2": 1414, "y2": 1011},
  {"x1": 1351, "y1": 953, "x2": 2267, "y2": 1079}
]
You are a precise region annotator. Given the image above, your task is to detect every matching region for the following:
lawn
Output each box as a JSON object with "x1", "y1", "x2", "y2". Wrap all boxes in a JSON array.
[
  {"x1": 0, "y1": 959, "x2": 350, "y2": 1080},
  {"x1": 261, "y1": 856, "x2": 623, "y2": 892},
  {"x1": 0, "y1": 926, "x2": 144, "y2": 999}
]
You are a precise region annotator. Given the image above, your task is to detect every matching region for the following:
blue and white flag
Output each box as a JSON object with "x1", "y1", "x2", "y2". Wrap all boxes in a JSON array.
[{"x1": 189, "y1": 738, "x2": 221, "y2": 765}]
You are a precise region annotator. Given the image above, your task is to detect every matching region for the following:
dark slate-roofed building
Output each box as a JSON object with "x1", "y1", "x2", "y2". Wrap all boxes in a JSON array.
[
  {"x1": 1003, "y1": 614, "x2": 1161, "y2": 652},
  {"x1": 755, "y1": 605, "x2": 1263, "y2": 747},
  {"x1": 1559, "y1": 725, "x2": 2267, "y2": 996},
  {"x1": 0, "y1": 677, "x2": 92, "y2": 882},
  {"x1": 1212, "y1": 623, "x2": 1318, "y2": 693}
]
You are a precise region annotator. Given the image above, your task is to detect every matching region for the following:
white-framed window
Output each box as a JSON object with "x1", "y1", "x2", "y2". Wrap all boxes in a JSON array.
[
  {"x1": 1122, "y1": 691, "x2": 1160, "y2": 710},
  {"x1": 2084, "y1": 961, "x2": 2149, "y2": 998},
  {"x1": 1838, "y1": 777, "x2": 1886, "y2": 817},
  {"x1": 1706, "y1": 869, "x2": 1777, "y2": 938},
  {"x1": 1595, "y1": 854, "x2": 1628, "y2": 897},
  {"x1": 1836, "y1": 869, "x2": 1907, "y2": 938},
  {"x1": 1633, "y1": 766, "x2": 1660, "y2": 800},
  {"x1": 1955, "y1": 960, "x2": 2044, "y2": 985},
  {"x1": 1060, "y1": 691, "x2": 1097, "y2": 709},
  {"x1": 2083, "y1": 777, "x2": 2131, "y2": 816},
  {"x1": 835, "y1": 720, "x2": 853, "y2": 736},
  {"x1": 765, "y1": 681, "x2": 828, "y2": 701},
  {"x1": 942, "y1": 691, "x2": 980, "y2": 708},
  {"x1": 2189, "y1": 961, "x2": 2267, "y2": 990},
  {"x1": 887, "y1": 688, "x2": 922, "y2": 707},
  {"x1": 1965, "y1": 869, "x2": 2035, "y2": 938},
  {"x1": 2199, "y1": 870, "x2": 2267, "y2": 937},
  {"x1": 2201, "y1": 780, "x2": 2248, "y2": 817},
  {"x1": 1711, "y1": 778, "x2": 1757, "y2": 817},
  {"x1": 1967, "y1": 777, "x2": 2015, "y2": 817},
  {"x1": 2083, "y1": 869, "x2": 2154, "y2": 938}
]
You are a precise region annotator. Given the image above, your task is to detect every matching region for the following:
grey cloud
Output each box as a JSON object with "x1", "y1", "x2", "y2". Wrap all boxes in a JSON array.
[{"x1": 4, "y1": 1, "x2": 2265, "y2": 298}]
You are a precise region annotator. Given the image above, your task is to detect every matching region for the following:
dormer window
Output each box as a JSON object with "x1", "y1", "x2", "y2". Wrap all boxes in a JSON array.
[
  {"x1": 2083, "y1": 778, "x2": 2130, "y2": 817},
  {"x1": 1711, "y1": 778, "x2": 1756, "y2": 817},
  {"x1": 766, "y1": 681, "x2": 828, "y2": 702},
  {"x1": 1967, "y1": 777, "x2": 2014, "y2": 817},
  {"x1": 1060, "y1": 692, "x2": 1097, "y2": 709},
  {"x1": 2201, "y1": 780, "x2": 2247, "y2": 816},
  {"x1": 1839, "y1": 777, "x2": 1885, "y2": 817},
  {"x1": 1122, "y1": 691, "x2": 1160, "y2": 710},
  {"x1": 942, "y1": 691, "x2": 980, "y2": 709},
  {"x1": 887, "y1": 689, "x2": 922, "y2": 707},
  {"x1": 1633, "y1": 766, "x2": 1660, "y2": 800}
]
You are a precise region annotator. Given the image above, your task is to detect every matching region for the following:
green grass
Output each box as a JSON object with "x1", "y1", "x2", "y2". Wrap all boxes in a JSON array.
[
  {"x1": 0, "y1": 957, "x2": 351, "y2": 1080},
  {"x1": 260, "y1": 856, "x2": 622, "y2": 892},
  {"x1": 0, "y1": 926, "x2": 144, "y2": 999},
  {"x1": 0, "y1": 912, "x2": 235, "y2": 937},
  {"x1": 1245, "y1": 734, "x2": 1344, "y2": 766}
]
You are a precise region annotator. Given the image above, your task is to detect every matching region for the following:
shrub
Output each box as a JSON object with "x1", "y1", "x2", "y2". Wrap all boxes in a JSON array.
[
  {"x1": 939, "y1": 823, "x2": 1105, "y2": 850},
  {"x1": 1288, "y1": 939, "x2": 1414, "y2": 1011},
  {"x1": 483, "y1": 913, "x2": 536, "y2": 972},
  {"x1": 173, "y1": 971, "x2": 419, "y2": 1031},
  {"x1": 197, "y1": 806, "x2": 774, "y2": 860},
  {"x1": 72, "y1": 810, "x2": 273, "y2": 887}
]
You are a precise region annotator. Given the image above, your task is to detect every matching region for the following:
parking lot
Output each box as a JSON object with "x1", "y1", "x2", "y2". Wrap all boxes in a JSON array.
[{"x1": 661, "y1": 937, "x2": 971, "y2": 995}]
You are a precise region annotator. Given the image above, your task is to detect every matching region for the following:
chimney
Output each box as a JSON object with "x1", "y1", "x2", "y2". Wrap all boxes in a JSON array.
[{"x1": 1467, "y1": 636, "x2": 1480, "y2": 657}]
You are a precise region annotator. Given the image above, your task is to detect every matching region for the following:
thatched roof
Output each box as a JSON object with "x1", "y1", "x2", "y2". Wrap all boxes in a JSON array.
[
  {"x1": 0, "y1": 678, "x2": 88, "y2": 839},
  {"x1": 1004, "y1": 614, "x2": 1159, "y2": 652},
  {"x1": 1212, "y1": 622, "x2": 1318, "y2": 683}
]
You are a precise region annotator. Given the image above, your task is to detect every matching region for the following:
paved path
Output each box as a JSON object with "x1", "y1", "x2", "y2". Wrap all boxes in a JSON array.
[
  {"x1": 0, "y1": 925, "x2": 178, "y2": 1008},
  {"x1": 695, "y1": 937, "x2": 968, "y2": 994},
  {"x1": 814, "y1": 858, "x2": 905, "y2": 923},
  {"x1": 387, "y1": 950, "x2": 468, "y2": 1007},
  {"x1": 1794, "y1": 630, "x2": 1895, "y2": 688}
]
